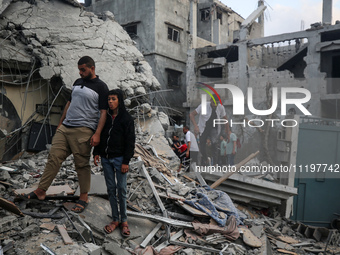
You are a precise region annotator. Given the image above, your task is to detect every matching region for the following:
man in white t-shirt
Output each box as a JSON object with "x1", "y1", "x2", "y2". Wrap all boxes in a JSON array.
[
  {"x1": 183, "y1": 126, "x2": 199, "y2": 167},
  {"x1": 190, "y1": 94, "x2": 229, "y2": 165},
  {"x1": 226, "y1": 129, "x2": 237, "y2": 166}
]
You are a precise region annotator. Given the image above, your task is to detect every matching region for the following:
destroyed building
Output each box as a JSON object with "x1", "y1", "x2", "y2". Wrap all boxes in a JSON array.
[
  {"x1": 185, "y1": 0, "x2": 340, "y2": 227},
  {"x1": 0, "y1": 0, "x2": 161, "y2": 161},
  {"x1": 86, "y1": 0, "x2": 265, "y2": 123},
  {"x1": 0, "y1": 0, "x2": 340, "y2": 254}
]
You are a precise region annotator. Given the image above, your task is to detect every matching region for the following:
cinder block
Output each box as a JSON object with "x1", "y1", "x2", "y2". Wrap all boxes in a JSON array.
[
  {"x1": 0, "y1": 216, "x2": 19, "y2": 233},
  {"x1": 19, "y1": 224, "x2": 39, "y2": 238}
]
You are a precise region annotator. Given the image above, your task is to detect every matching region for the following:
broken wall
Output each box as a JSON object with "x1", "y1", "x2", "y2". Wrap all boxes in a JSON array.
[
  {"x1": 87, "y1": 0, "x2": 156, "y2": 56},
  {"x1": 185, "y1": 25, "x2": 332, "y2": 181},
  {"x1": 146, "y1": 55, "x2": 187, "y2": 116},
  {"x1": 248, "y1": 43, "x2": 308, "y2": 71},
  {"x1": 0, "y1": 0, "x2": 161, "y2": 160},
  {"x1": 195, "y1": 36, "x2": 216, "y2": 48},
  {"x1": 87, "y1": 0, "x2": 189, "y2": 117},
  {"x1": 197, "y1": 0, "x2": 244, "y2": 44}
]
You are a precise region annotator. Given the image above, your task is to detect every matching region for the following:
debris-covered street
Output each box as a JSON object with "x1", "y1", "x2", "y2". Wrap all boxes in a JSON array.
[
  {"x1": 1, "y1": 108, "x2": 340, "y2": 254},
  {"x1": 1, "y1": 0, "x2": 340, "y2": 254}
]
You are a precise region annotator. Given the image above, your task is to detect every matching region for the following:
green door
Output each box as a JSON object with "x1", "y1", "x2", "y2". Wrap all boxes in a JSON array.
[{"x1": 292, "y1": 118, "x2": 340, "y2": 227}]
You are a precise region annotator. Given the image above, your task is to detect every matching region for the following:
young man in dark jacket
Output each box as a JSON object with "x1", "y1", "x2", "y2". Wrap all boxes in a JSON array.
[{"x1": 93, "y1": 89, "x2": 135, "y2": 237}]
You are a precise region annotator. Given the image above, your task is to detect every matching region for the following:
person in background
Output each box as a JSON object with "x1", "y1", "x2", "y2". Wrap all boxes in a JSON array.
[
  {"x1": 219, "y1": 134, "x2": 227, "y2": 166},
  {"x1": 206, "y1": 138, "x2": 213, "y2": 166},
  {"x1": 171, "y1": 135, "x2": 181, "y2": 158},
  {"x1": 190, "y1": 94, "x2": 229, "y2": 166},
  {"x1": 226, "y1": 129, "x2": 237, "y2": 166},
  {"x1": 183, "y1": 126, "x2": 199, "y2": 170},
  {"x1": 177, "y1": 140, "x2": 188, "y2": 172}
]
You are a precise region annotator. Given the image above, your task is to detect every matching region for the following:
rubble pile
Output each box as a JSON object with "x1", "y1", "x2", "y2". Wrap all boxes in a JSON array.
[
  {"x1": 0, "y1": 110, "x2": 340, "y2": 255},
  {"x1": 0, "y1": 0, "x2": 160, "y2": 95}
]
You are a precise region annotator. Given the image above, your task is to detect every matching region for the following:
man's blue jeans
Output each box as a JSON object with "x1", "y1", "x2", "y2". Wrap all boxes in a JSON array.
[
  {"x1": 227, "y1": 154, "x2": 235, "y2": 166},
  {"x1": 101, "y1": 156, "x2": 127, "y2": 222}
]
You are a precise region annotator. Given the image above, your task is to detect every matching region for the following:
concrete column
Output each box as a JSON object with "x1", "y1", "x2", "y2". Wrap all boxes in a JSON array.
[
  {"x1": 323, "y1": 0, "x2": 333, "y2": 25},
  {"x1": 304, "y1": 32, "x2": 322, "y2": 116},
  {"x1": 210, "y1": 6, "x2": 214, "y2": 42},
  {"x1": 258, "y1": 0, "x2": 265, "y2": 37},
  {"x1": 238, "y1": 29, "x2": 249, "y2": 94},
  {"x1": 285, "y1": 115, "x2": 299, "y2": 218},
  {"x1": 213, "y1": 19, "x2": 220, "y2": 44},
  {"x1": 189, "y1": 0, "x2": 197, "y2": 49},
  {"x1": 238, "y1": 42, "x2": 248, "y2": 94},
  {"x1": 185, "y1": 49, "x2": 196, "y2": 108}
]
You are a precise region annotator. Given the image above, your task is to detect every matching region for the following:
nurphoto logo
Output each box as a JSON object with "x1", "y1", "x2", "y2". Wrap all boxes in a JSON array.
[{"x1": 197, "y1": 82, "x2": 312, "y2": 128}]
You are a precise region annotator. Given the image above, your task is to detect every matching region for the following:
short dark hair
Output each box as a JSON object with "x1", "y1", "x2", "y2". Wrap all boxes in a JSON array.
[
  {"x1": 108, "y1": 89, "x2": 126, "y2": 112},
  {"x1": 183, "y1": 126, "x2": 189, "y2": 130},
  {"x1": 78, "y1": 56, "x2": 95, "y2": 68}
]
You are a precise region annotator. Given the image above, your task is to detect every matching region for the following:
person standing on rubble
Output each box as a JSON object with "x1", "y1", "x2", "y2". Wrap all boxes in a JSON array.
[
  {"x1": 93, "y1": 89, "x2": 135, "y2": 237},
  {"x1": 183, "y1": 126, "x2": 199, "y2": 169},
  {"x1": 24, "y1": 56, "x2": 109, "y2": 214},
  {"x1": 171, "y1": 135, "x2": 181, "y2": 158},
  {"x1": 190, "y1": 94, "x2": 229, "y2": 166}
]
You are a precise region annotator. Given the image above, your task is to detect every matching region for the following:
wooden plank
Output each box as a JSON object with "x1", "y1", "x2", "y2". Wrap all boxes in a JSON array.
[
  {"x1": 166, "y1": 192, "x2": 185, "y2": 201},
  {"x1": 182, "y1": 175, "x2": 200, "y2": 185},
  {"x1": 154, "y1": 183, "x2": 166, "y2": 190},
  {"x1": 0, "y1": 197, "x2": 23, "y2": 216},
  {"x1": 15, "y1": 185, "x2": 74, "y2": 196},
  {"x1": 0, "y1": 180, "x2": 13, "y2": 187},
  {"x1": 57, "y1": 224, "x2": 73, "y2": 244},
  {"x1": 210, "y1": 151, "x2": 260, "y2": 189},
  {"x1": 277, "y1": 236, "x2": 300, "y2": 244},
  {"x1": 276, "y1": 249, "x2": 298, "y2": 255},
  {"x1": 175, "y1": 201, "x2": 209, "y2": 217}
]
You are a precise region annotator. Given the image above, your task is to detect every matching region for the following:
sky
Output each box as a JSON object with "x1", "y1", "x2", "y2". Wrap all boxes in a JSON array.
[{"x1": 220, "y1": 0, "x2": 340, "y2": 36}]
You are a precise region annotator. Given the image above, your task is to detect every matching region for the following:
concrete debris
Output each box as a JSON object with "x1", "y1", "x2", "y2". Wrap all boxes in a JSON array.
[
  {"x1": 0, "y1": 0, "x2": 163, "y2": 161},
  {"x1": 0, "y1": 12, "x2": 337, "y2": 248},
  {"x1": 0, "y1": 0, "x2": 160, "y2": 94},
  {"x1": 1, "y1": 125, "x2": 339, "y2": 255}
]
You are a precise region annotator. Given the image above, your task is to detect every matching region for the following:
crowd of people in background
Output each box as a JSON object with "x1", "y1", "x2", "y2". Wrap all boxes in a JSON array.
[{"x1": 173, "y1": 93, "x2": 239, "y2": 172}]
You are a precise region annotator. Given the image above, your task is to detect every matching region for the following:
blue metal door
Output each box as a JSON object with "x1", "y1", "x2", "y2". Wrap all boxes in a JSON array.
[{"x1": 292, "y1": 118, "x2": 340, "y2": 227}]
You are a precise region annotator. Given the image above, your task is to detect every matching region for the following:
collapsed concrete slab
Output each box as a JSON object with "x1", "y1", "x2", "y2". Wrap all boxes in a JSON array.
[
  {"x1": 0, "y1": 0, "x2": 160, "y2": 92},
  {"x1": 0, "y1": 0, "x2": 161, "y2": 160}
]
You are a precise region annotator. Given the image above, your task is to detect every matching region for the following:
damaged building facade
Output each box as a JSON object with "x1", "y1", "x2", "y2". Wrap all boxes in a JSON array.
[
  {"x1": 0, "y1": 0, "x2": 161, "y2": 161},
  {"x1": 0, "y1": 0, "x2": 340, "y2": 254},
  {"x1": 186, "y1": 0, "x2": 340, "y2": 226},
  {"x1": 86, "y1": 0, "x2": 264, "y2": 123}
]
